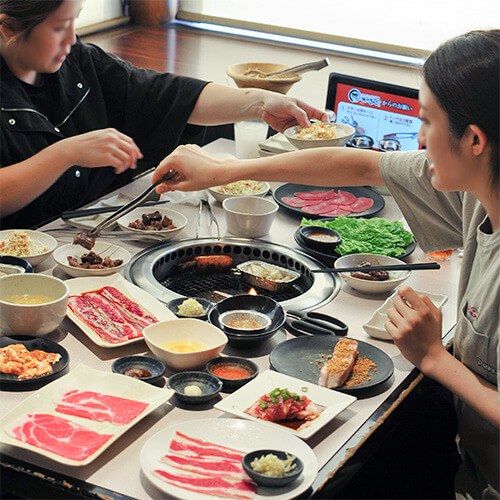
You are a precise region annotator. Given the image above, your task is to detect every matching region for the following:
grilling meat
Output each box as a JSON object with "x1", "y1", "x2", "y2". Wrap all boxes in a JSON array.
[
  {"x1": 73, "y1": 231, "x2": 97, "y2": 250},
  {"x1": 351, "y1": 261, "x2": 389, "y2": 281},
  {"x1": 179, "y1": 255, "x2": 235, "y2": 273}
]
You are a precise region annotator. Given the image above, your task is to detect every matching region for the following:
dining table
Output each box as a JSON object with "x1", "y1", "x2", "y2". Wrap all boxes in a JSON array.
[{"x1": 0, "y1": 137, "x2": 461, "y2": 499}]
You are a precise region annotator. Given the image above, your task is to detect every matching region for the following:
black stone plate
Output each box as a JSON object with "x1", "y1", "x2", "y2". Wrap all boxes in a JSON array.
[
  {"x1": 0, "y1": 336, "x2": 69, "y2": 388},
  {"x1": 269, "y1": 335, "x2": 394, "y2": 393},
  {"x1": 273, "y1": 184, "x2": 385, "y2": 219}
]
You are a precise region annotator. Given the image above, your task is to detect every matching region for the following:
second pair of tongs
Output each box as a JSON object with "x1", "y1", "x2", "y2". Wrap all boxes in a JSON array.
[{"x1": 87, "y1": 169, "x2": 178, "y2": 237}]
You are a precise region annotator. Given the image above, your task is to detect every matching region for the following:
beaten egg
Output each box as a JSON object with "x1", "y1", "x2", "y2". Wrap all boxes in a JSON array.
[{"x1": 161, "y1": 339, "x2": 207, "y2": 353}]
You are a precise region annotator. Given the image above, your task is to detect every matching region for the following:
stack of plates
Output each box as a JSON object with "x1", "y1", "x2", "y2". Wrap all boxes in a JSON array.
[{"x1": 258, "y1": 133, "x2": 297, "y2": 157}]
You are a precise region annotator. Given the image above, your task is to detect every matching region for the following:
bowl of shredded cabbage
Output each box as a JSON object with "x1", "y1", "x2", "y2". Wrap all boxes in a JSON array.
[{"x1": 208, "y1": 180, "x2": 270, "y2": 203}]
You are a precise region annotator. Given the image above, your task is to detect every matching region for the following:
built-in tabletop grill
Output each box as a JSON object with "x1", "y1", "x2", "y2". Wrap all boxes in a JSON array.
[{"x1": 125, "y1": 238, "x2": 340, "y2": 311}]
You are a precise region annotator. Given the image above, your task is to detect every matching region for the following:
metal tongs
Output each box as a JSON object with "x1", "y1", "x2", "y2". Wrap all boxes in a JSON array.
[
  {"x1": 196, "y1": 198, "x2": 220, "y2": 239},
  {"x1": 244, "y1": 58, "x2": 329, "y2": 79},
  {"x1": 87, "y1": 169, "x2": 178, "y2": 237}
]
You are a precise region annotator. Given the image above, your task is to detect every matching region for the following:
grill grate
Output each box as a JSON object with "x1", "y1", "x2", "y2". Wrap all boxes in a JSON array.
[{"x1": 160, "y1": 270, "x2": 303, "y2": 302}]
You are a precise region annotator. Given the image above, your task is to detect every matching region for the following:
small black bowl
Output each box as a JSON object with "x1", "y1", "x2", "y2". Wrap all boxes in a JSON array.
[
  {"x1": 208, "y1": 295, "x2": 285, "y2": 346},
  {"x1": 167, "y1": 371, "x2": 223, "y2": 404},
  {"x1": 167, "y1": 297, "x2": 213, "y2": 321},
  {"x1": 112, "y1": 355, "x2": 166, "y2": 384},
  {"x1": 298, "y1": 225, "x2": 342, "y2": 253},
  {"x1": 205, "y1": 356, "x2": 259, "y2": 390},
  {"x1": 0, "y1": 255, "x2": 34, "y2": 275},
  {"x1": 242, "y1": 449, "x2": 304, "y2": 488}
]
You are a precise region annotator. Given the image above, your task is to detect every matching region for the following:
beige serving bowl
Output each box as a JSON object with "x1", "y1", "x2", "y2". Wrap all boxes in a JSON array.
[
  {"x1": 0, "y1": 230, "x2": 57, "y2": 267},
  {"x1": 0, "y1": 274, "x2": 69, "y2": 335},
  {"x1": 143, "y1": 318, "x2": 228, "y2": 371},
  {"x1": 226, "y1": 62, "x2": 302, "y2": 94},
  {"x1": 284, "y1": 123, "x2": 355, "y2": 149}
]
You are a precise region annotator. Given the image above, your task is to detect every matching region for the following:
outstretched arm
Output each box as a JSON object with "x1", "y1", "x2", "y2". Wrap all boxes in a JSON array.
[
  {"x1": 188, "y1": 83, "x2": 328, "y2": 131},
  {"x1": 153, "y1": 143, "x2": 384, "y2": 194},
  {"x1": 0, "y1": 129, "x2": 142, "y2": 217},
  {"x1": 386, "y1": 286, "x2": 500, "y2": 429}
]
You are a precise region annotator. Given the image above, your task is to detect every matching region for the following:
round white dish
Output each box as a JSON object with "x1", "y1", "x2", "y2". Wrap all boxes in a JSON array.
[
  {"x1": 208, "y1": 180, "x2": 270, "y2": 203},
  {"x1": 0, "y1": 229, "x2": 57, "y2": 267},
  {"x1": 140, "y1": 418, "x2": 318, "y2": 500},
  {"x1": 53, "y1": 242, "x2": 131, "y2": 277},
  {"x1": 116, "y1": 207, "x2": 187, "y2": 239},
  {"x1": 334, "y1": 253, "x2": 410, "y2": 294},
  {"x1": 283, "y1": 123, "x2": 355, "y2": 149}
]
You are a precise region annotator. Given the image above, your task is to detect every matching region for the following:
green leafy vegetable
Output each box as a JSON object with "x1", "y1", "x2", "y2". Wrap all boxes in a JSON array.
[{"x1": 301, "y1": 216, "x2": 413, "y2": 257}]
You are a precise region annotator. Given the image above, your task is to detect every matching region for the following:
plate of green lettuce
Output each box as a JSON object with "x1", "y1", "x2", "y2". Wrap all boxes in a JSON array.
[{"x1": 296, "y1": 216, "x2": 415, "y2": 260}]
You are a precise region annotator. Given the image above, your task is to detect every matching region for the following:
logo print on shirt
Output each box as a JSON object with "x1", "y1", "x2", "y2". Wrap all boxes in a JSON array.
[{"x1": 466, "y1": 304, "x2": 478, "y2": 319}]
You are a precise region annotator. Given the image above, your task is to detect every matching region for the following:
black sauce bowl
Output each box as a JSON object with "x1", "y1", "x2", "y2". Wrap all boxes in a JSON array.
[
  {"x1": 167, "y1": 371, "x2": 223, "y2": 404},
  {"x1": 166, "y1": 297, "x2": 213, "y2": 321},
  {"x1": 242, "y1": 449, "x2": 304, "y2": 488},
  {"x1": 208, "y1": 295, "x2": 285, "y2": 346},
  {"x1": 298, "y1": 225, "x2": 342, "y2": 253},
  {"x1": 0, "y1": 255, "x2": 34, "y2": 275},
  {"x1": 205, "y1": 356, "x2": 259, "y2": 390},
  {"x1": 112, "y1": 355, "x2": 166, "y2": 384}
]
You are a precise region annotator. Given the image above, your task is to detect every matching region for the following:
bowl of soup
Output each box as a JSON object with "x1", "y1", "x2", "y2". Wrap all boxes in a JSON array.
[
  {"x1": 143, "y1": 318, "x2": 228, "y2": 371},
  {"x1": 0, "y1": 274, "x2": 69, "y2": 335}
]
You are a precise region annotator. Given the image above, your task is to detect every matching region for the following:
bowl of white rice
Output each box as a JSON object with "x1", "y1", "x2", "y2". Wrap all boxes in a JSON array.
[
  {"x1": 0, "y1": 230, "x2": 57, "y2": 267},
  {"x1": 284, "y1": 122, "x2": 355, "y2": 149}
]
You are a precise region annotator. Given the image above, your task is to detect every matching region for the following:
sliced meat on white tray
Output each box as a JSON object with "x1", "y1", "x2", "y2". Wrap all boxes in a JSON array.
[
  {"x1": 54, "y1": 389, "x2": 149, "y2": 425},
  {"x1": 153, "y1": 469, "x2": 257, "y2": 499},
  {"x1": 6, "y1": 413, "x2": 113, "y2": 461}
]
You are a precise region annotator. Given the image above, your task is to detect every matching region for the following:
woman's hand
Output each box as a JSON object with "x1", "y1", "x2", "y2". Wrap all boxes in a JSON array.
[
  {"x1": 152, "y1": 145, "x2": 226, "y2": 194},
  {"x1": 58, "y1": 128, "x2": 143, "y2": 173},
  {"x1": 260, "y1": 94, "x2": 329, "y2": 132},
  {"x1": 385, "y1": 286, "x2": 445, "y2": 373}
]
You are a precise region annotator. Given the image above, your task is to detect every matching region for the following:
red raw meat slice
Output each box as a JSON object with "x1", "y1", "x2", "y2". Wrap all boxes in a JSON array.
[
  {"x1": 321, "y1": 206, "x2": 352, "y2": 217},
  {"x1": 302, "y1": 200, "x2": 336, "y2": 214},
  {"x1": 68, "y1": 295, "x2": 131, "y2": 343},
  {"x1": 99, "y1": 287, "x2": 158, "y2": 327},
  {"x1": 153, "y1": 469, "x2": 256, "y2": 499},
  {"x1": 161, "y1": 454, "x2": 247, "y2": 479},
  {"x1": 7, "y1": 413, "x2": 112, "y2": 461},
  {"x1": 281, "y1": 196, "x2": 320, "y2": 208},
  {"x1": 339, "y1": 197, "x2": 374, "y2": 213},
  {"x1": 294, "y1": 189, "x2": 337, "y2": 200},
  {"x1": 169, "y1": 431, "x2": 245, "y2": 462},
  {"x1": 54, "y1": 389, "x2": 149, "y2": 425},
  {"x1": 330, "y1": 190, "x2": 357, "y2": 205}
]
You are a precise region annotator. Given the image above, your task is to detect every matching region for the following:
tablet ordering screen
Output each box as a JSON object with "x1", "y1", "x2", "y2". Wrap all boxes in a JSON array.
[{"x1": 326, "y1": 73, "x2": 422, "y2": 151}]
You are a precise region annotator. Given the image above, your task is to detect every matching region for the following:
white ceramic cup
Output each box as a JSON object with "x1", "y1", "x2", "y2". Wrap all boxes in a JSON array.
[
  {"x1": 234, "y1": 120, "x2": 268, "y2": 159},
  {"x1": 223, "y1": 196, "x2": 278, "y2": 238}
]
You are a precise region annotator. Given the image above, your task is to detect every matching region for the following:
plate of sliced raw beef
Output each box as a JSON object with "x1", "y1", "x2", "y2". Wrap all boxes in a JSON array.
[
  {"x1": 273, "y1": 184, "x2": 385, "y2": 219},
  {"x1": 0, "y1": 364, "x2": 173, "y2": 466}
]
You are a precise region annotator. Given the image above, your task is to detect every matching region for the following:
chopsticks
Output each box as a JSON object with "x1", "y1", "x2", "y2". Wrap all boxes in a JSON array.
[
  {"x1": 61, "y1": 200, "x2": 168, "y2": 220},
  {"x1": 312, "y1": 262, "x2": 440, "y2": 273}
]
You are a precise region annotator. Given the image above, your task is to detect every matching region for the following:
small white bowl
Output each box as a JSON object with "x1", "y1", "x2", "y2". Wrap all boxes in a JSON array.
[
  {"x1": 143, "y1": 318, "x2": 228, "y2": 371},
  {"x1": 208, "y1": 181, "x2": 270, "y2": 203},
  {"x1": 0, "y1": 274, "x2": 69, "y2": 335},
  {"x1": 223, "y1": 196, "x2": 278, "y2": 238},
  {"x1": 363, "y1": 289, "x2": 448, "y2": 340},
  {"x1": 284, "y1": 123, "x2": 355, "y2": 149},
  {"x1": 53, "y1": 242, "x2": 131, "y2": 278},
  {"x1": 334, "y1": 253, "x2": 410, "y2": 294},
  {"x1": 0, "y1": 230, "x2": 57, "y2": 267},
  {"x1": 116, "y1": 208, "x2": 187, "y2": 239}
]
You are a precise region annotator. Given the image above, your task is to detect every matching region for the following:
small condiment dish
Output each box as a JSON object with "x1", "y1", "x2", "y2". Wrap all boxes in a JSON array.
[
  {"x1": 0, "y1": 229, "x2": 57, "y2": 267},
  {"x1": 208, "y1": 180, "x2": 270, "y2": 203},
  {"x1": 166, "y1": 297, "x2": 213, "y2": 321},
  {"x1": 284, "y1": 123, "x2": 355, "y2": 149},
  {"x1": 242, "y1": 449, "x2": 304, "y2": 488},
  {"x1": 219, "y1": 310, "x2": 271, "y2": 333},
  {"x1": 0, "y1": 256, "x2": 33, "y2": 276},
  {"x1": 0, "y1": 274, "x2": 69, "y2": 336},
  {"x1": 167, "y1": 371, "x2": 223, "y2": 404},
  {"x1": 53, "y1": 242, "x2": 131, "y2": 278},
  {"x1": 205, "y1": 356, "x2": 259, "y2": 390},
  {"x1": 223, "y1": 196, "x2": 278, "y2": 238},
  {"x1": 334, "y1": 253, "x2": 410, "y2": 294},
  {"x1": 298, "y1": 225, "x2": 342, "y2": 253},
  {"x1": 143, "y1": 318, "x2": 228, "y2": 371},
  {"x1": 112, "y1": 355, "x2": 166, "y2": 384}
]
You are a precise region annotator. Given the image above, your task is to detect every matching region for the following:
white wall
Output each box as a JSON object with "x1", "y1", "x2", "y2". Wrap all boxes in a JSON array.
[{"x1": 76, "y1": 0, "x2": 124, "y2": 29}]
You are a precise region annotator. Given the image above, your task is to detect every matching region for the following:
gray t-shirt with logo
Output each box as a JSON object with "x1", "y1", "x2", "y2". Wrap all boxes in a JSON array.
[{"x1": 380, "y1": 150, "x2": 499, "y2": 497}]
